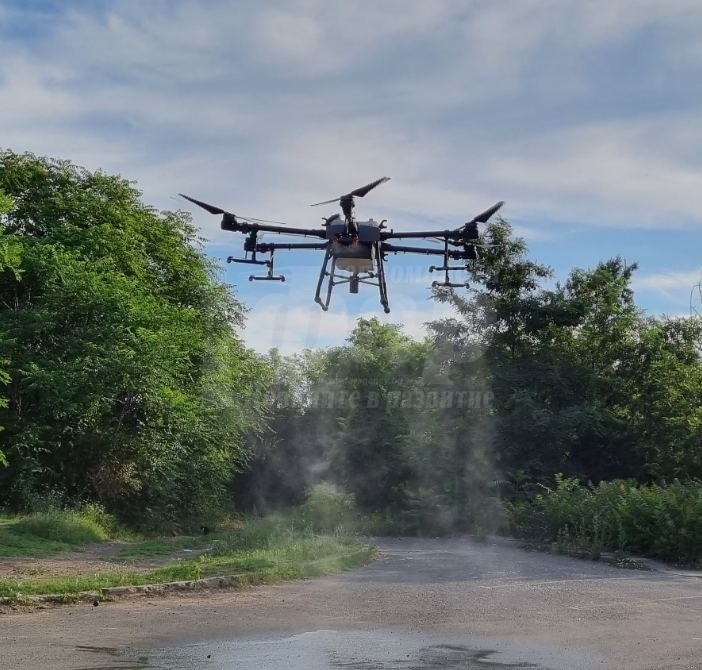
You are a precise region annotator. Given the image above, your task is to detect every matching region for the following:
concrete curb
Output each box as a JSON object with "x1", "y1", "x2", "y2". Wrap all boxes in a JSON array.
[
  {"x1": 101, "y1": 573, "x2": 246, "y2": 597},
  {"x1": 0, "y1": 573, "x2": 246, "y2": 607},
  {"x1": 0, "y1": 545, "x2": 376, "y2": 609},
  {"x1": 487, "y1": 535, "x2": 702, "y2": 577}
]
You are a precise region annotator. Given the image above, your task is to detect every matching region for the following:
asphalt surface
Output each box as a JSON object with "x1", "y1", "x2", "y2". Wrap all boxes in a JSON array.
[{"x1": 3, "y1": 537, "x2": 702, "y2": 669}]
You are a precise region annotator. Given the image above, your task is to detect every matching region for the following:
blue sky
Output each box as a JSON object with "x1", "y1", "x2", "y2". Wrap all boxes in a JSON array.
[{"x1": 2, "y1": 1, "x2": 702, "y2": 352}]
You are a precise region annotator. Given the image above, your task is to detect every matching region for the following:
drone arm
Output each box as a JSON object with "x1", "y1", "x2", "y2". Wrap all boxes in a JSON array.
[
  {"x1": 381, "y1": 201, "x2": 504, "y2": 241},
  {"x1": 381, "y1": 228, "x2": 465, "y2": 241},
  {"x1": 227, "y1": 220, "x2": 327, "y2": 239},
  {"x1": 256, "y1": 242, "x2": 328, "y2": 252},
  {"x1": 381, "y1": 243, "x2": 444, "y2": 255},
  {"x1": 381, "y1": 243, "x2": 476, "y2": 261}
]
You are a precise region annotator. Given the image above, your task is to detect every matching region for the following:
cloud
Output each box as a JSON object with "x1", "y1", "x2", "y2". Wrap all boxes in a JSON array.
[
  {"x1": 252, "y1": 1, "x2": 460, "y2": 77},
  {"x1": 241, "y1": 292, "x2": 452, "y2": 354},
  {"x1": 633, "y1": 268, "x2": 702, "y2": 297},
  {"x1": 5, "y1": 0, "x2": 702, "y2": 232},
  {"x1": 4, "y1": 0, "x2": 702, "y2": 349},
  {"x1": 483, "y1": 116, "x2": 702, "y2": 227}
]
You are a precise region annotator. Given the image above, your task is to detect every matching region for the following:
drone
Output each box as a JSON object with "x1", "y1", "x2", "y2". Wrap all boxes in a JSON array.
[{"x1": 180, "y1": 178, "x2": 503, "y2": 314}]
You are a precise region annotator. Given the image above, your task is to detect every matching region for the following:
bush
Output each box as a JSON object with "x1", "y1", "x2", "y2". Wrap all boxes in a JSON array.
[
  {"x1": 12, "y1": 506, "x2": 113, "y2": 545},
  {"x1": 299, "y1": 484, "x2": 359, "y2": 534},
  {"x1": 508, "y1": 476, "x2": 702, "y2": 566}
]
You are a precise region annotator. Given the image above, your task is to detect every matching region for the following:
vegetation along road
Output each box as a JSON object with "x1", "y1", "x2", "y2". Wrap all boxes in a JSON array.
[{"x1": 3, "y1": 537, "x2": 702, "y2": 670}]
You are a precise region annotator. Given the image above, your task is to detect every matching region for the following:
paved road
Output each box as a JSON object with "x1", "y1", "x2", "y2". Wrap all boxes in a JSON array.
[{"x1": 3, "y1": 537, "x2": 702, "y2": 669}]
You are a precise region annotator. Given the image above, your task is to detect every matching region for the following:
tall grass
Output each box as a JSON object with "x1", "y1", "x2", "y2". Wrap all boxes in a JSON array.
[
  {"x1": 0, "y1": 563, "x2": 200, "y2": 599},
  {"x1": 299, "y1": 483, "x2": 359, "y2": 534},
  {"x1": 0, "y1": 490, "x2": 375, "y2": 602},
  {"x1": 0, "y1": 504, "x2": 121, "y2": 557},
  {"x1": 197, "y1": 485, "x2": 371, "y2": 580},
  {"x1": 508, "y1": 476, "x2": 702, "y2": 566}
]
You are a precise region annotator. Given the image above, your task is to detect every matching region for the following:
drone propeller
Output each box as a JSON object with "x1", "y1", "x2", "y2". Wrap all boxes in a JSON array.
[
  {"x1": 179, "y1": 193, "x2": 227, "y2": 215},
  {"x1": 465, "y1": 200, "x2": 504, "y2": 226},
  {"x1": 178, "y1": 193, "x2": 288, "y2": 225},
  {"x1": 310, "y1": 177, "x2": 390, "y2": 207},
  {"x1": 238, "y1": 214, "x2": 289, "y2": 225}
]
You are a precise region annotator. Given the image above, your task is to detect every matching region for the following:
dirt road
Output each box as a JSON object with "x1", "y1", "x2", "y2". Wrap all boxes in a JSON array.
[{"x1": 3, "y1": 537, "x2": 702, "y2": 669}]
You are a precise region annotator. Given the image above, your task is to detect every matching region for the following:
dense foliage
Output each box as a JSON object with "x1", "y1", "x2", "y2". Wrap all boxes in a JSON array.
[
  {"x1": 509, "y1": 477, "x2": 702, "y2": 566},
  {"x1": 239, "y1": 218, "x2": 702, "y2": 547},
  {"x1": 2, "y1": 150, "x2": 701, "y2": 565},
  {"x1": 0, "y1": 189, "x2": 22, "y2": 464},
  {"x1": 0, "y1": 152, "x2": 268, "y2": 528}
]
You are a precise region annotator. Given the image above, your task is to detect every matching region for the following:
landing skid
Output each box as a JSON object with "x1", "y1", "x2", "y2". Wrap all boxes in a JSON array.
[{"x1": 315, "y1": 242, "x2": 390, "y2": 313}]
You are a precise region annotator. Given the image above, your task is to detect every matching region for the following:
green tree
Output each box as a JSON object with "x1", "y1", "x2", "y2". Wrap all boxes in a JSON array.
[
  {"x1": 433, "y1": 220, "x2": 702, "y2": 486},
  {"x1": 235, "y1": 216, "x2": 702, "y2": 534},
  {"x1": 234, "y1": 347, "x2": 332, "y2": 510},
  {"x1": 625, "y1": 316, "x2": 702, "y2": 478},
  {"x1": 323, "y1": 318, "x2": 430, "y2": 511},
  {"x1": 0, "y1": 151, "x2": 268, "y2": 526},
  {"x1": 0, "y1": 188, "x2": 22, "y2": 464}
]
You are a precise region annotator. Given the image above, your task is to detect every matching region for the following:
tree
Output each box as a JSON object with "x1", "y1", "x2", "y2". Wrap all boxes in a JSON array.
[
  {"x1": 433, "y1": 219, "x2": 702, "y2": 486},
  {"x1": 233, "y1": 347, "x2": 331, "y2": 510},
  {"x1": 235, "y1": 216, "x2": 702, "y2": 533},
  {"x1": 0, "y1": 151, "x2": 268, "y2": 526},
  {"x1": 625, "y1": 316, "x2": 702, "y2": 478},
  {"x1": 323, "y1": 318, "x2": 430, "y2": 511},
  {"x1": 0, "y1": 188, "x2": 22, "y2": 465}
]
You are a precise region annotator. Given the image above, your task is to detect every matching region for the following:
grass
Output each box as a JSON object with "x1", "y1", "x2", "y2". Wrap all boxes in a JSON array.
[
  {"x1": 200, "y1": 531, "x2": 374, "y2": 579},
  {"x1": 0, "y1": 563, "x2": 200, "y2": 599},
  {"x1": 113, "y1": 536, "x2": 213, "y2": 561},
  {"x1": 0, "y1": 512, "x2": 376, "y2": 603},
  {"x1": 0, "y1": 508, "x2": 115, "y2": 557}
]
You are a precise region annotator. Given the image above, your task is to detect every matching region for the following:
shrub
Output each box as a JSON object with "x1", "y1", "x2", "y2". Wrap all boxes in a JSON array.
[
  {"x1": 508, "y1": 476, "x2": 702, "y2": 566},
  {"x1": 13, "y1": 507, "x2": 111, "y2": 545},
  {"x1": 299, "y1": 483, "x2": 359, "y2": 534}
]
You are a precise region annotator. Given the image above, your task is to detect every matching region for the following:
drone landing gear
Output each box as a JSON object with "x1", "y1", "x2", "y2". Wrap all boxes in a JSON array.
[{"x1": 314, "y1": 243, "x2": 390, "y2": 313}]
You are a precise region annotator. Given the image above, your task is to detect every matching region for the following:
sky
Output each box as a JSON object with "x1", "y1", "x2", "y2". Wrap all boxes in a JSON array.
[{"x1": 2, "y1": 0, "x2": 702, "y2": 353}]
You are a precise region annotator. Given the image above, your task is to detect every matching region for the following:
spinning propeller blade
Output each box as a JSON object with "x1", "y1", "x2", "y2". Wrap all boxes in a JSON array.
[
  {"x1": 468, "y1": 200, "x2": 504, "y2": 225},
  {"x1": 309, "y1": 196, "x2": 341, "y2": 207},
  {"x1": 179, "y1": 194, "x2": 227, "y2": 215},
  {"x1": 238, "y1": 215, "x2": 289, "y2": 226},
  {"x1": 349, "y1": 176, "x2": 391, "y2": 198},
  {"x1": 310, "y1": 176, "x2": 390, "y2": 206},
  {"x1": 179, "y1": 194, "x2": 288, "y2": 225}
]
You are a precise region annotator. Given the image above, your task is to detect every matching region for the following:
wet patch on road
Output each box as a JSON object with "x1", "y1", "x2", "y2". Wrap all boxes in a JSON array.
[
  {"x1": 113, "y1": 629, "x2": 596, "y2": 669},
  {"x1": 75, "y1": 644, "x2": 149, "y2": 669},
  {"x1": 328, "y1": 641, "x2": 539, "y2": 668}
]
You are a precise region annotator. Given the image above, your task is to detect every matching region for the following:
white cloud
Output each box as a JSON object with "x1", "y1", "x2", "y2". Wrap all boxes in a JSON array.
[
  {"x1": 239, "y1": 273, "x2": 453, "y2": 354},
  {"x1": 483, "y1": 116, "x2": 702, "y2": 227},
  {"x1": 5, "y1": 0, "x2": 702, "y2": 349},
  {"x1": 252, "y1": 1, "x2": 459, "y2": 76},
  {"x1": 5, "y1": 1, "x2": 702, "y2": 232},
  {"x1": 633, "y1": 268, "x2": 702, "y2": 297}
]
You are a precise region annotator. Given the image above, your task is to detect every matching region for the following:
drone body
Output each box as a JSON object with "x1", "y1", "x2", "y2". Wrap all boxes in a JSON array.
[{"x1": 180, "y1": 178, "x2": 503, "y2": 314}]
